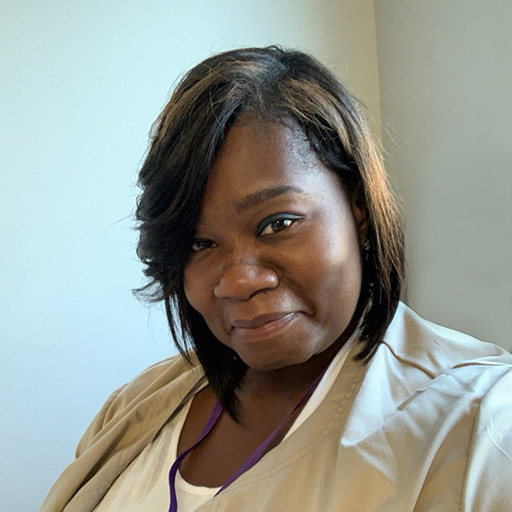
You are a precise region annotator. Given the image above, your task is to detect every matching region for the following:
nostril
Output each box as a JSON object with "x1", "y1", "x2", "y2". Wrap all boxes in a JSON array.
[{"x1": 213, "y1": 264, "x2": 278, "y2": 300}]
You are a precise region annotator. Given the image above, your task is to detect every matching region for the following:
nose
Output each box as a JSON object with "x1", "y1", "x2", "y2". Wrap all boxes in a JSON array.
[{"x1": 213, "y1": 260, "x2": 279, "y2": 301}]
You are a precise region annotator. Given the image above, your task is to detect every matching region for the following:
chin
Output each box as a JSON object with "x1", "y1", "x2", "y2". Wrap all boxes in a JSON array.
[{"x1": 237, "y1": 345, "x2": 314, "y2": 373}]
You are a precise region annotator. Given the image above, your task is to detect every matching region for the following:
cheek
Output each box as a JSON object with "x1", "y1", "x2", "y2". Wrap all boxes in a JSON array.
[
  {"x1": 183, "y1": 265, "x2": 206, "y2": 314},
  {"x1": 183, "y1": 271, "x2": 232, "y2": 349},
  {"x1": 322, "y1": 255, "x2": 362, "y2": 307},
  {"x1": 313, "y1": 232, "x2": 363, "y2": 320},
  {"x1": 183, "y1": 264, "x2": 224, "y2": 333}
]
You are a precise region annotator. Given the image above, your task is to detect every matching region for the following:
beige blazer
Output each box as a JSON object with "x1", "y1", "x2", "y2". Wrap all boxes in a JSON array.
[{"x1": 40, "y1": 303, "x2": 512, "y2": 511}]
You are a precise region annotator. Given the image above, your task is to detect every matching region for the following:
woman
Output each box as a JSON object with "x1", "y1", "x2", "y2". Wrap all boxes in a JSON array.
[{"x1": 41, "y1": 47, "x2": 512, "y2": 512}]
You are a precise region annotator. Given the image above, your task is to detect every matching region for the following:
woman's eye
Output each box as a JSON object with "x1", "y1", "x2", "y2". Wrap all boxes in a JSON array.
[
  {"x1": 257, "y1": 214, "x2": 302, "y2": 236},
  {"x1": 191, "y1": 239, "x2": 214, "y2": 252}
]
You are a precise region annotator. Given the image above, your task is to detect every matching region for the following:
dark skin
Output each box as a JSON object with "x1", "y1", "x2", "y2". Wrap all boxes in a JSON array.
[{"x1": 179, "y1": 119, "x2": 365, "y2": 487}]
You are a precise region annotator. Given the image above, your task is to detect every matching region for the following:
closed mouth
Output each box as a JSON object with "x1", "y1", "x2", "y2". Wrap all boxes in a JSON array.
[{"x1": 231, "y1": 312, "x2": 297, "y2": 342}]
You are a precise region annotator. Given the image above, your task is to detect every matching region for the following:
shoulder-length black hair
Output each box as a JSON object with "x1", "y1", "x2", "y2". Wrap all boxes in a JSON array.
[{"x1": 135, "y1": 46, "x2": 404, "y2": 420}]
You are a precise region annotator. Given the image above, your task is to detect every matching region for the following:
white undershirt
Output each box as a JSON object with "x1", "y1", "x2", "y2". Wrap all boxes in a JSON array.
[{"x1": 94, "y1": 333, "x2": 356, "y2": 512}]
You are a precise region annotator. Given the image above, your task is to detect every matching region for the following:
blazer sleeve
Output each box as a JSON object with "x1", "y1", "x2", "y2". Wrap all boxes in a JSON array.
[
  {"x1": 461, "y1": 367, "x2": 512, "y2": 511},
  {"x1": 75, "y1": 384, "x2": 126, "y2": 458}
]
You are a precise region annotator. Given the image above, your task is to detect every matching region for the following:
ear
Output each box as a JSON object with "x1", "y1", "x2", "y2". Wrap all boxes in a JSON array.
[{"x1": 350, "y1": 184, "x2": 368, "y2": 236}]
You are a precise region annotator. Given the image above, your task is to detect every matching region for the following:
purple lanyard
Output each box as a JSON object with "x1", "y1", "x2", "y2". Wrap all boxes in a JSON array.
[{"x1": 168, "y1": 370, "x2": 326, "y2": 512}]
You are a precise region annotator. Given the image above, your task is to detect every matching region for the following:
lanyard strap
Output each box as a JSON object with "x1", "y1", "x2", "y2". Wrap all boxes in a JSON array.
[
  {"x1": 168, "y1": 370, "x2": 325, "y2": 512},
  {"x1": 168, "y1": 400, "x2": 223, "y2": 512}
]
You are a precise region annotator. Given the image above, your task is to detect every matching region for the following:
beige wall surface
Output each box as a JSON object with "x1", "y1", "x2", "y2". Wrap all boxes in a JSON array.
[{"x1": 375, "y1": 0, "x2": 512, "y2": 350}]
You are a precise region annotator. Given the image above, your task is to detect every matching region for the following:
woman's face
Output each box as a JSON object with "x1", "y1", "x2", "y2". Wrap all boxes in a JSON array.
[{"x1": 183, "y1": 119, "x2": 364, "y2": 372}]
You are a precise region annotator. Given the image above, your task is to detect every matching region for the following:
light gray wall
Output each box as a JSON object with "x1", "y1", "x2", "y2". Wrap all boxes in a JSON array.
[
  {"x1": 0, "y1": 1, "x2": 380, "y2": 510},
  {"x1": 375, "y1": 0, "x2": 512, "y2": 350}
]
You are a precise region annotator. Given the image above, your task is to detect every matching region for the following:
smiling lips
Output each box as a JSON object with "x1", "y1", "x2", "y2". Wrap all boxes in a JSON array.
[{"x1": 231, "y1": 312, "x2": 297, "y2": 342}]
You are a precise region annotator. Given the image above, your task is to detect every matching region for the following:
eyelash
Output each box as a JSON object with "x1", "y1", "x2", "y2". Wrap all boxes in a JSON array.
[
  {"x1": 190, "y1": 213, "x2": 302, "y2": 252},
  {"x1": 190, "y1": 239, "x2": 215, "y2": 252},
  {"x1": 256, "y1": 213, "x2": 302, "y2": 236}
]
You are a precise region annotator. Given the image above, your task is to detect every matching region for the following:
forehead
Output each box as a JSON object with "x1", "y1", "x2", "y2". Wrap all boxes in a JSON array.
[
  {"x1": 218, "y1": 117, "x2": 319, "y2": 173},
  {"x1": 199, "y1": 119, "x2": 344, "y2": 215}
]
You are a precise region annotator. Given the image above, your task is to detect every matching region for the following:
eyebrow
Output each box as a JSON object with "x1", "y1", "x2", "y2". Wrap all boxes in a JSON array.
[{"x1": 235, "y1": 185, "x2": 305, "y2": 213}]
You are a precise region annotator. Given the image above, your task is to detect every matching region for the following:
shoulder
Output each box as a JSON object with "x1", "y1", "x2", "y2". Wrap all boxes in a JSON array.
[
  {"x1": 357, "y1": 305, "x2": 512, "y2": 509},
  {"x1": 355, "y1": 302, "x2": 512, "y2": 446},
  {"x1": 350, "y1": 304, "x2": 512, "y2": 438},
  {"x1": 461, "y1": 367, "x2": 512, "y2": 509},
  {"x1": 431, "y1": 367, "x2": 512, "y2": 510},
  {"x1": 76, "y1": 352, "x2": 204, "y2": 456},
  {"x1": 103, "y1": 353, "x2": 201, "y2": 419},
  {"x1": 382, "y1": 302, "x2": 512, "y2": 377}
]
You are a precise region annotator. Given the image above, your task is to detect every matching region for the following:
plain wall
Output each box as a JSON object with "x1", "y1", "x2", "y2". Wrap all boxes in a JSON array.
[
  {"x1": 0, "y1": 1, "x2": 381, "y2": 510},
  {"x1": 375, "y1": 0, "x2": 512, "y2": 350}
]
